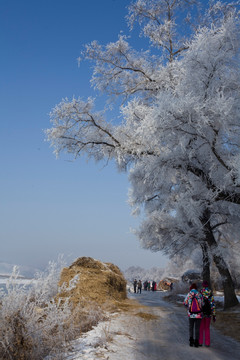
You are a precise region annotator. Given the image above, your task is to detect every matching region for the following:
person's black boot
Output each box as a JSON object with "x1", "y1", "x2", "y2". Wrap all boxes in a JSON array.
[
  {"x1": 189, "y1": 337, "x2": 194, "y2": 347},
  {"x1": 194, "y1": 339, "x2": 199, "y2": 348}
]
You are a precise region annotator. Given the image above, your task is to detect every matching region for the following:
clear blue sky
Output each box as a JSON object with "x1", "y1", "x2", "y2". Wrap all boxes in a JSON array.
[{"x1": 0, "y1": 0, "x2": 167, "y2": 272}]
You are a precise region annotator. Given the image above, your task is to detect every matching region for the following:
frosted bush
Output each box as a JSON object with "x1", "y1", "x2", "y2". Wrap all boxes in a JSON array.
[
  {"x1": 0, "y1": 259, "x2": 82, "y2": 360},
  {"x1": 169, "y1": 281, "x2": 191, "y2": 296}
]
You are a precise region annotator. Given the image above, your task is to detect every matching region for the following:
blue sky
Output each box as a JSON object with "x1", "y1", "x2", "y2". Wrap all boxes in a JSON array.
[{"x1": 0, "y1": 0, "x2": 168, "y2": 272}]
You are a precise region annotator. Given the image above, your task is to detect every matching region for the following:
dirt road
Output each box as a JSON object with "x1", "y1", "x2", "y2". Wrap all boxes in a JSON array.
[
  {"x1": 65, "y1": 290, "x2": 240, "y2": 359},
  {"x1": 125, "y1": 291, "x2": 240, "y2": 360}
]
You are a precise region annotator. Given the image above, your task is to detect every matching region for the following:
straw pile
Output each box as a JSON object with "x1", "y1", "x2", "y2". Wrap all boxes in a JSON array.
[
  {"x1": 158, "y1": 278, "x2": 176, "y2": 290},
  {"x1": 58, "y1": 257, "x2": 127, "y2": 308}
]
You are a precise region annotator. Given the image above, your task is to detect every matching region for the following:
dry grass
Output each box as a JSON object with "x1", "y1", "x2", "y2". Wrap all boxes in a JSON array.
[
  {"x1": 135, "y1": 312, "x2": 159, "y2": 321},
  {"x1": 111, "y1": 298, "x2": 143, "y2": 312},
  {"x1": 213, "y1": 304, "x2": 240, "y2": 343},
  {"x1": 110, "y1": 296, "x2": 159, "y2": 323}
]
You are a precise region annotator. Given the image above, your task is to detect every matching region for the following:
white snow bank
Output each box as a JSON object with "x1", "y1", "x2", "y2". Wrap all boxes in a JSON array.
[{"x1": 62, "y1": 312, "x2": 137, "y2": 360}]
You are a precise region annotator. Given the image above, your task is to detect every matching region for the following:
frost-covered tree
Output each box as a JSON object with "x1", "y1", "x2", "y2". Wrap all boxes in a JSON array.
[
  {"x1": 46, "y1": 0, "x2": 240, "y2": 308},
  {"x1": 126, "y1": 2, "x2": 240, "y2": 307},
  {"x1": 124, "y1": 265, "x2": 165, "y2": 283}
]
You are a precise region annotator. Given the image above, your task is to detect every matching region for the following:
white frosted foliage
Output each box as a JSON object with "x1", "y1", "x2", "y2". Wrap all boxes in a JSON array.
[{"x1": 46, "y1": 1, "x2": 240, "y2": 273}]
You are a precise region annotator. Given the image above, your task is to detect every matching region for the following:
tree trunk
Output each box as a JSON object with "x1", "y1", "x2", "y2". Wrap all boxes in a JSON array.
[
  {"x1": 202, "y1": 209, "x2": 239, "y2": 309},
  {"x1": 200, "y1": 242, "x2": 211, "y2": 287}
]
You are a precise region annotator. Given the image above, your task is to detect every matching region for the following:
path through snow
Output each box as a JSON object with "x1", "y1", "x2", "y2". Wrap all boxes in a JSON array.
[{"x1": 64, "y1": 291, "x2": 240, "y2": 360}]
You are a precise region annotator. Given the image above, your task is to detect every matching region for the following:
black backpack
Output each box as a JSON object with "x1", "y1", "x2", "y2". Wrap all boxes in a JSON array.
[{"x1": 202, "y1": 294, "x2": 212, "y2": 316}]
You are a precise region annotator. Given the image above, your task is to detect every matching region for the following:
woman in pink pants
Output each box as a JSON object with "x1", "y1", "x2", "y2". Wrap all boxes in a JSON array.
[{"x1": 199, "y1": 281, "x2": 216, "y2": 347}]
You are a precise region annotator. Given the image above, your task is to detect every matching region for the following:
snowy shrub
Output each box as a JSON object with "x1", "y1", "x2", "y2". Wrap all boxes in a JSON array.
[
  {"x1": 169, "y1": 281, "x2": 191, "y2": 296},
  {"x1": 0, "y1": 259, "x2": 83, "y2": 360},
  {"x1": 67, "y1": 299, "x2": 103, "y2": 335}
]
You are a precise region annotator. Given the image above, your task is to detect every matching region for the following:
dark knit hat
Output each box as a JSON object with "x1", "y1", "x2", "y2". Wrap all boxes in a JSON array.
[
  {"x1": 202, "y1": 280, "x2": 209, "y2": 287},
  {"x1": 190, "y1": 283, "x2": 198, "y2": 290}
]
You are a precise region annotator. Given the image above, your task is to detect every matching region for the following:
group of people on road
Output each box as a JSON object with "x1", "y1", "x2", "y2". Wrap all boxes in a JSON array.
[
  {"x1": 184, "y1": 281, "x2": 216, "y2": 348},
  {"x1": 143, "y1": 280, "x2": 157, "y2": 291},
  {"x1": 133, "y1": 279, "x2": 158, "y2": 293}
]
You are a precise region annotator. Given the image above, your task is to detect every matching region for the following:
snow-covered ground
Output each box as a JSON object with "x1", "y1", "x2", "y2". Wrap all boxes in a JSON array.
[
  {"x1": 0, "y1": 274, "x2": 34, "y2": 294},
  {"x1": 62, "y1": 312, "x2": 138, "y2": 360},
  {"x1": 62, "y1": 291, "x2": 240, "y2": 360},
  {"x1": 0, "y1": 275, "x2": 33, "y2": 284}
]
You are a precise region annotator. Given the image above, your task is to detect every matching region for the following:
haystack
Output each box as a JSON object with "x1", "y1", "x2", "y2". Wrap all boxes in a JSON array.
[
  {"x1": 158, "y1": 278, "x2": 177, "y2": 291},
  {"x1": 58, "y1": 257, "x2": 127, "y2": 308}
]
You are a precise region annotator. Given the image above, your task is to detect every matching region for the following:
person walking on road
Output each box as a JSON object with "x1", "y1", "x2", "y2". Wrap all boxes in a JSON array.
[
  {"x1": 133, "y1": 279, "x2": 137, "y2": 293},
  {"x1": 199, "y1": 280, "x2": 216, "y2": 347},
  {"x1": 184, "y1": 283, "x2": 203, "y2": 348},
  {"x1": 137, "y1": 280, "x2": 142, "y2": 294}
]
